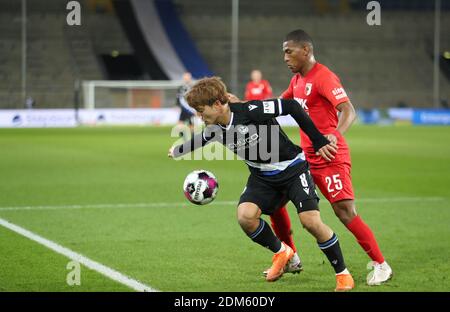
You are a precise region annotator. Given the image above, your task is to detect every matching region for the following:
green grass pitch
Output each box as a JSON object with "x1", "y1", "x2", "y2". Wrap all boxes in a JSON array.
[{"x1": 0, "y1": 125, "x2": 449, "y2": 292}]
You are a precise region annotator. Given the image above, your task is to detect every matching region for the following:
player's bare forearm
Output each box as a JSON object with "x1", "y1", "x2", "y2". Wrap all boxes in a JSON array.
[
  {"x1": 169, "y1": 142, "x2": 191, "y2": 159},
  {"x1": 170, "y1": 133, "x2": 204, "y2": 158},
  {"x1": 170, "y1": 127, "x2": 220, "y2": 158},
  {"x1": 335, "y1": 101, "x2": 356, "y2": 135}
]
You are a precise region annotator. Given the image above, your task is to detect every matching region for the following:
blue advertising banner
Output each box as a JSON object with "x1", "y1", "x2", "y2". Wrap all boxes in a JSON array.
[{"x1": 412, "y1": 109, "x2": 450, "y2": 125}]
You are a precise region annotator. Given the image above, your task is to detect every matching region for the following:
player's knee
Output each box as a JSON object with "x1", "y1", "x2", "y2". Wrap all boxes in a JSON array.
[
  {"x1": 299, "y1": 212, "x2": 322, "y2": 234},
  {"x1": 237, "y1": 203, "x2": 260, "y2": 233},
  {"x1": 301, "y1": 219, "x2": 322, "y2": 234}
]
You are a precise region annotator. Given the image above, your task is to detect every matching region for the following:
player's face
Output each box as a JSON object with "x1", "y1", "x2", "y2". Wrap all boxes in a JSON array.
[
  {"x1": 283, "y1": 40, "x2": 306, "y2": 73},
  {"x1": 251, "y1": 70, "x2": 262, "y2": 82},
  {"x1": 196, "y1": 102, "x2": 222, "y2": 125},
  {"x1": 183, "y1": 72, "x2": 192, "y2": 83}
]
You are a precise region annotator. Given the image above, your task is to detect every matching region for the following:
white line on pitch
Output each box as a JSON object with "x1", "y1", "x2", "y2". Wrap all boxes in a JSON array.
[
  {"x1": 0, "y1": 197, "x2": 445, "y2": 212},
  {"x1": 0, "y1": 218, "x2": 158, "y2": 292}
]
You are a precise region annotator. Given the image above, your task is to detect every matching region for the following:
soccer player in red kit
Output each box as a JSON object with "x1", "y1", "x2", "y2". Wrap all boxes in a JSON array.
[
  {"x1": 244, "y1": 69, "x2": 273, "y2": 101},
  {"x1": 270, "y1": 29, "x2": 392, "y2": 285}
]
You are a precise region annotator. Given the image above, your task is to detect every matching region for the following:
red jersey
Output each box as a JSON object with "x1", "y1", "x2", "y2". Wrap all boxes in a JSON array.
[
  {"x1": 281, "y1": 62, "x2": 350, "y2": 168},
  {"x1": 244, "y1": 80, "x2": 273, "y2": 100}
]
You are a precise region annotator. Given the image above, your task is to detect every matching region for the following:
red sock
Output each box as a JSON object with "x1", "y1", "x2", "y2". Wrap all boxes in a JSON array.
[
  {"x1": 270, "y1": 206, "x2": 297, "y2": 253},
  {"x1": 346, "y1": 215, "x2": 384, "y2": 263}
]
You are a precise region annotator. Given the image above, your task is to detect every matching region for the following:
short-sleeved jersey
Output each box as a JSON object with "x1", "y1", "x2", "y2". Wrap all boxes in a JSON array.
[
  {"x1": 244, "y1": 80, "x2": 273, "y2": 101},
  {"x1": 281, "y1": 62, "x2": 350, "y2": 168},
  {"x1": 173, "y1": 99, "x2": 330, "y2": 179}
]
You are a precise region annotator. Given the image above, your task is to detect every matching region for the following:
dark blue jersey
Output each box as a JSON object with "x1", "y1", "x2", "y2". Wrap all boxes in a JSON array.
[{"x1": 176, "y1": 83, "x2": 195, "y2": 114}]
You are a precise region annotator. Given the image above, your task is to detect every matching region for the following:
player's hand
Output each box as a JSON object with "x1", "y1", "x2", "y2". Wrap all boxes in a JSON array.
[
  {"x1": 324, "y1": 133, "x2": 338, "y2": 145},
  {"x1": 168, "y1": 147, "x2": 175, "y2": 158},
  {"x1": 227, "y1": 93, "x2": 240, "y2": 103},
  {"x1": 316, "y1": 143, "x2": 337, "y2": 161}
]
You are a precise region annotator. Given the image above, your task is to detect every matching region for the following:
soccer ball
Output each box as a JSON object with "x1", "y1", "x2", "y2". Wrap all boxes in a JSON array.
[{"x1": 183, "y1": 170, "x2": 219, "y2": 205}]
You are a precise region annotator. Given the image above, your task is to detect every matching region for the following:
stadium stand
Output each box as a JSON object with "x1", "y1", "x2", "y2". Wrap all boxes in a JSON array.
[
  {"x1": 0, "y1": 0, "x2": 448, "y2": 109},
  {"x1": 0, "y1": 0, "x2": 130, "y2": 109},
  {"x1": 175, "y1": 0, "x2": 450, "y2": 108}
]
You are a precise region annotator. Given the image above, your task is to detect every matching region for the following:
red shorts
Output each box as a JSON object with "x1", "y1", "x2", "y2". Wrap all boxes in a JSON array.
[{"x1": 310, "y1": 162, "x2": 354, "y2": 203}]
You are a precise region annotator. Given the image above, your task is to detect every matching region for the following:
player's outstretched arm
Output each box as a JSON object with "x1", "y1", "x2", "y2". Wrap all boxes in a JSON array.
[
  {"x1": 169, "y1": 133, "x2": 205, "y2": 159},
  {"x1": 168, "y1": 126, "x2": 221, "y2": 159}
]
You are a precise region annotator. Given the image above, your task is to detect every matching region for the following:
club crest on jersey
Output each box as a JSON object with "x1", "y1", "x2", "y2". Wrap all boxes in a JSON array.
[
  {"x1": 237, "y1": 125, "x2": 249, "y2": 134},
  {"x1": 305, "y1": 83, "x2": 312, "y2": 96}
]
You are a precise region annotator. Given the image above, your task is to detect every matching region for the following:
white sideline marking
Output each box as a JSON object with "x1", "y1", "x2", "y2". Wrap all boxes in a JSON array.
[
  {"x1": 0, "y1": 197, "x2": 445, "y2": 212},
  {"x1": 0, "y1": 218, "x2": 158, "y2": 292}
]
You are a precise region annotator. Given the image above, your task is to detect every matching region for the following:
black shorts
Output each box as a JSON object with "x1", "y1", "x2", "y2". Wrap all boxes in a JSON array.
[
  {"x1": 179, "y1": 108, "x2": 194, "y2": 125},
  {"x1": 238, "y1": 163, "x2": 319, "y2": 215}
]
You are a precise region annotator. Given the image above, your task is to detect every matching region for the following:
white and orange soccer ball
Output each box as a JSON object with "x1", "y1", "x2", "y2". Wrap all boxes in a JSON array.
[{"x1": 183, "y1": 170, "x2": 219, "y2": 205}]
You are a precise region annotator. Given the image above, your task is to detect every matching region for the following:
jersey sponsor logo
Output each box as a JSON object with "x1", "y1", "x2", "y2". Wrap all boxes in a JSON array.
[
  {"x1": 251, "y1": 87, "x2": 263, "y2": 94},
  {"x1": 227, "y1": 133, "x2": 259, "y2": 151},
  {"x1": 331, "y1": 87, "x2": 347, "y2": 100},
  {"x1": 305, "y1": 83, "x2": 312, "y2": 96},
  {"x1": 294, "y1": 97, "x2": 309, "y2": 110},
  {"x1": 262, "y1": 101, "x2": 275, "y2": 114},
  {"x1": 248, "y1": 104, "x2": 258, "y2": 111}
]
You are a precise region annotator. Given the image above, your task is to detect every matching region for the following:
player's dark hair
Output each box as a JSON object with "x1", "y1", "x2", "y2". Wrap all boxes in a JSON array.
[
  {"x1": 285, "y1": 29, "x2": 314, "y2": 47},
  {"x1": 186, "y1": 77, "x2": 229, "y2": 111}
]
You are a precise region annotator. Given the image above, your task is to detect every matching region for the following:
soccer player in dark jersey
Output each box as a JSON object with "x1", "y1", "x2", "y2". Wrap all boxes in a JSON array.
[
  {"x1": 176, "y1": 72, "x2": 196, "y2": 139},
  {"x1": 169, "y1": 77, "x2": 354, "y2": 291},
  {"x1": 269, "y1": 29, "x2": 392, "y2": 285}
]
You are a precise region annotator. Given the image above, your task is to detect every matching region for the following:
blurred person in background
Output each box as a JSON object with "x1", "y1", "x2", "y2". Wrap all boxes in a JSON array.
[
  {"x1": 176, "y1": 72, "x2": 196, "y2": 140},
  {"x1": 244, "y1": 69, "x2": 273, "y2": 101},
  {"x1": 25, "y1": 96, "x2": 35, "y2": 110}
]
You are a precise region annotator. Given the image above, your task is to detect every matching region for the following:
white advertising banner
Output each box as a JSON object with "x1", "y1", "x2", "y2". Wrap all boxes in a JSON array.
[
  {"x1": 78, "y1": 108, "x2": 180, "y2": 126},
  {"x1": 0, "y1": 109, "x2": 77, "y2": 128},
  {"x1": 0, "y1": 108, "x2": 181, "y2": 128}
]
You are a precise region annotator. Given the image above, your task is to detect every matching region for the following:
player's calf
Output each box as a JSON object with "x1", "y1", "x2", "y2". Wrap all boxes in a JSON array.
[{"x1": 299, "y1": 210, "x2": 354, "y2": 291}]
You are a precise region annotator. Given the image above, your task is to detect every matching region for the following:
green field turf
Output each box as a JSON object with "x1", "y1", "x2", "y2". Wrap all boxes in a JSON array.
[{"x1": 0, "y1": 125, "x2": 449, "y2": 292}]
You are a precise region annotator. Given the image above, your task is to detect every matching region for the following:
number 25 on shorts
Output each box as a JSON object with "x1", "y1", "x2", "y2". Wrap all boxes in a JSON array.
[{"x1": 325, "y1": 174, "x2": 342, "y2": 193}]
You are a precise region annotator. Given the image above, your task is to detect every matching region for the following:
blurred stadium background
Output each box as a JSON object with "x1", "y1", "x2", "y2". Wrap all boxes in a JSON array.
[
  {"x1": 0, "y1": 0, "x2": 449, "y2": 123},
  {"x1": 0, "y1": 0, "x2": 449, "y2": 292}
]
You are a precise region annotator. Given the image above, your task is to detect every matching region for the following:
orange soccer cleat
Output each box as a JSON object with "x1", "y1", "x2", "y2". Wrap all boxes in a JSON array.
[
  {"x1": 335, "y1": 273, "x2": 355, "y2": 292},
  {"x1": 265, "y1": 242, "x2": 294, "y2": 282}
]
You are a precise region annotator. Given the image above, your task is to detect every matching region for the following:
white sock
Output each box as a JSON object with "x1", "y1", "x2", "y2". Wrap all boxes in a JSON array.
[
  {"x1": 275, "y1": 242, "x2": 286, "y2": 254},
  {"x1": 336, "y1": 268, "x2": 350, "y2": 275}
]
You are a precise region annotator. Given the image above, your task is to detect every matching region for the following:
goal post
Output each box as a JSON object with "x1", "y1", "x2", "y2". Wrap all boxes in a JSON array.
[{"x1": 82, "y1": 80, "x2": 185, "y2": 110}]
